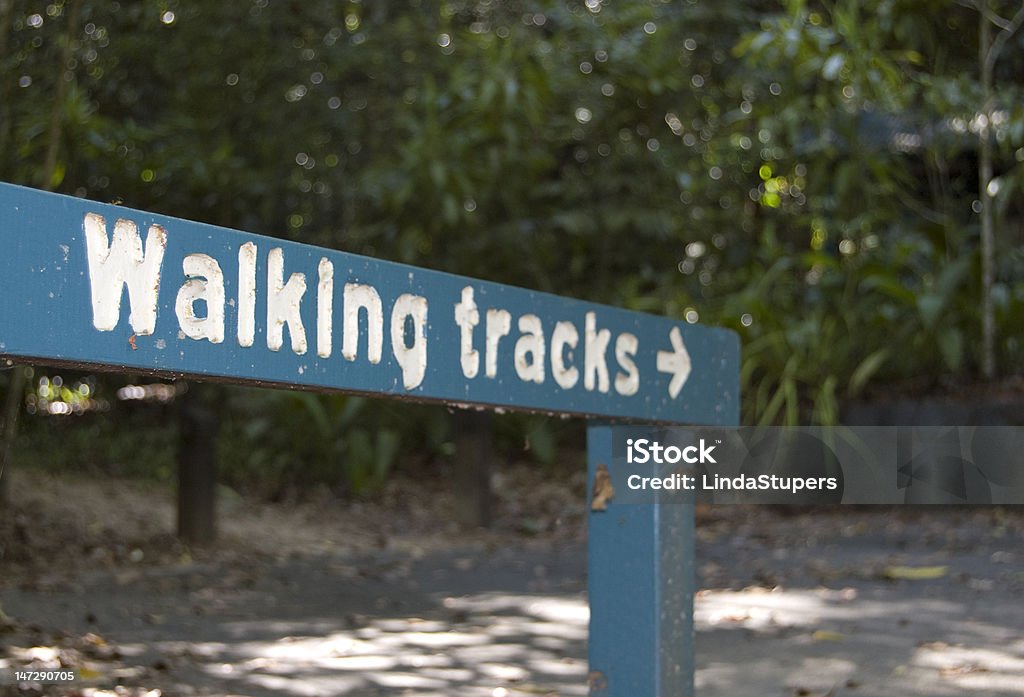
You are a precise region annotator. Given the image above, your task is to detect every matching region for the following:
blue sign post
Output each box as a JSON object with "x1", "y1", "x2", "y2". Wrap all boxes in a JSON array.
[{"x1": 0, "y1": 182, "x2": 739, "y2": 695}]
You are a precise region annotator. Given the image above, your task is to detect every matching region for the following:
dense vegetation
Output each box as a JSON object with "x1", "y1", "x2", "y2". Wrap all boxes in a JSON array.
[{"x1": 2, "y1": 0, "x2": 1022, "y2": 494}]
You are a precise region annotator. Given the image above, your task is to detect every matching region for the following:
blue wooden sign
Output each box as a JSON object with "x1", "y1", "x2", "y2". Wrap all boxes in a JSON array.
[
  {"x1": 0, "y1": 182, "x2": 738, "y2": 425},
  {"x1": 1, "y1": 181, "x2": 741, "y2": 697}
]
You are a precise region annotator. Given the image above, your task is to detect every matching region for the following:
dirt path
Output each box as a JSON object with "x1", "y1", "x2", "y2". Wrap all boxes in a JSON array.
[
  {"x1": 2, "y1": 471, "x2": 1023, "y2": 696},
  {"x1": 694, "y1": 506, "x2": 1024, "y2": 696}
]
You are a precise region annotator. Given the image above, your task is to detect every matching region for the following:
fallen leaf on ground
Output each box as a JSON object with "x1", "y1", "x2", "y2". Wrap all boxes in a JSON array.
[
  {"x1": 883, "y1": 565, "x2": 948, "y2": 580},
  {"x1": 939, "y1": 664, "x2": 988, "y2": 677},
  {"x1": 811, "y1": 630, "x2": 844, "y2": 642}
]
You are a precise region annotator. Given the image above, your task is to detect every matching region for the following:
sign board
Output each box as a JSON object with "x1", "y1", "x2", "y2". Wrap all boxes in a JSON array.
[
  {"x1": 0, "y1": 183, "x2": 738, "y2": 424},
  {"x1": 0, "y1": 181, "x2": 742, "y2": 697}
]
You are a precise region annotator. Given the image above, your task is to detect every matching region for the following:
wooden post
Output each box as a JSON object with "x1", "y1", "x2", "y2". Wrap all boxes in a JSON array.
[
  {"x1": 177, "y1": 383, "x2": 219, "y2": 545},
  {"x1": 0, "y1": 366, "x2": 26, "y2": 510},
  {"x1": 453, "y1": 409, "x2": 493, "y2": 529}
]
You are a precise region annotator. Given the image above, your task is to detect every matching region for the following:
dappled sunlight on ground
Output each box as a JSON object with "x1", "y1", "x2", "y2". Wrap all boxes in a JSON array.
[
  {"x1": 692, "y1": 506, "x2": 1024, "y2": 697},
  {"x1": 9, "y1": 581, "x2": 1022, "y2": 696},
  {"x1": 95, "y1": 591, "x2": 590, "y2": 696},
  {"x1": 695, "y1": 585, "x2": 1024, "y2": 696}
]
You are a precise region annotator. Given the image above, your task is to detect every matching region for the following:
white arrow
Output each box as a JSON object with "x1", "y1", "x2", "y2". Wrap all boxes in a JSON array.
[{"x1": 656, "y1": 326, "x2": 692, "y2": 399}]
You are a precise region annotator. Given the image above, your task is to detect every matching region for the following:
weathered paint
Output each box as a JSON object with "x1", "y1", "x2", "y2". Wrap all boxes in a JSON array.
[
  {"x1": 316, "y1": 258, "x2": 334, "y2": 358},
  {"x1": 0, "y1": 183, "x2": 739, "y2": 424},
  {"x1": 484, "y1": 308, "x2": 511, "y2": 379},
  {"x1": 82, "y1": 213, "x2": 167, "y2": 335},
  {"x1": 390, "y1": 293, "x2": 428, "y2": 389},
  {"x1": 656, "y1": 327, "x2": 692, "y2": 399},
  {"x1": 265, "y1": 247, "x2": 308, "y2": 355},
  {"x1": 342, "y1": 283, "x2": 384, "y2": 365},
  {"x1": 454, "y1": 286, "x2": 480, "y2": 378},
  {"x1": 237, "y1": 242, "x2": 257, "y2": 347},
  {"x1": 175, "y1": 253, "x2": 225, "y2": 344}
]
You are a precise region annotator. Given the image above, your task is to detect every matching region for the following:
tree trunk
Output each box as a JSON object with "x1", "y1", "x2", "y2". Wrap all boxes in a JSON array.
[
  {"x1": 979, "y1": 3, "x2": 996, "y2": 380},
  {"x1": 0, "y1": 0, "x2": 14, "y2": 181}
]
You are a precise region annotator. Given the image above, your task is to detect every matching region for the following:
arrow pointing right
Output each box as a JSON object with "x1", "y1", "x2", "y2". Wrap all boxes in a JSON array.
[{"x1": 656, "y1": 326, "x2": 692, "y2": 399}]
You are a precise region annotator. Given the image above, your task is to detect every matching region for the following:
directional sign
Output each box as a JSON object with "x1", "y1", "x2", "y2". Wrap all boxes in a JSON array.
[{"x1": 0, "y1": 183, "x2": 738, "y2": 424}]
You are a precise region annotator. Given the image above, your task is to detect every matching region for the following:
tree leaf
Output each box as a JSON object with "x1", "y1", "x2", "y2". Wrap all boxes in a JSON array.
[{"x1": 848, "y1": 348, "x2": 889, "y2": 396}]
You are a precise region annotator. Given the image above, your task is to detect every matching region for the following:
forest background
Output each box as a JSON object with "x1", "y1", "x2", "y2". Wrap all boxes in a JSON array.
[{"x1": 2, "y1": 0, "x2": 1023, "y2": 500}]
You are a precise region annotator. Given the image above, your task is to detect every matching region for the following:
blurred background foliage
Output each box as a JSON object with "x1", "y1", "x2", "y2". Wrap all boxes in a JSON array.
[{"x1": 2, "y1": 0, "x2": 1023, "y2": 496}]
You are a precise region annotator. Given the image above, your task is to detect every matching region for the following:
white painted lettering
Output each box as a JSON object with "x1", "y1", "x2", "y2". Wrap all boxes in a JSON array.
[
  {"x1": 514, "y1": 314, "x2": 545, "y2": 384},
  {"x1": 237, "y1": 242, "x2": 257, "y2": 347},
  {"x1": 83, "y1": 213, "x2": 167, "y2": 335},
  {"x1": 614, "y1": 332, "x2": 640, "y2": 396},
  {"x1": 454, "y1": 286, "x2": 480, "y2": 378},
  {"x1": 342, "y1": 283, "x2": 383, "y2": 363},
  {"x1": 317, "y1": 258, "x2": 333, "y2": 358},
  {"x1": 584, "y1": 312, "x2": 611, "y2": 393},
  {"x1": 175, "y1": 254, "x2": 225, "y2": 343},
  {"x1": 485, "y1": 309, "x2": 511, "y2": 378},
  {"x1": 266, "y1": 247, "x2": 307, "y2": 354},
  {"x1": 391, "y1": 293, "x2": 428, "y2": 389},
  {"x1": 551, "y1": 320, "x2": 579, "y2": 390}
]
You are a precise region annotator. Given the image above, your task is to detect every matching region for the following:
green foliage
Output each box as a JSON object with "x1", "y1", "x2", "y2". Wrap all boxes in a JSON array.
[
  {"x1": 14, "y1": 401, "x2": 178, "y2": 480},
  {"x1": 218, "y1": 389, "x2": 408, "y2": 498},
  {"x1": 2, "y1": 0, "x2": 1023, "y2": 455},
  {"x1": 492, "y1": 412, "x2": 574, "y2": 469},
  {"x1": 725, "y1": 226, "x2": 975, "y2": 425},
  {"x1": 723, "y1": 0, "x2": 1024, "y2": 421}
]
